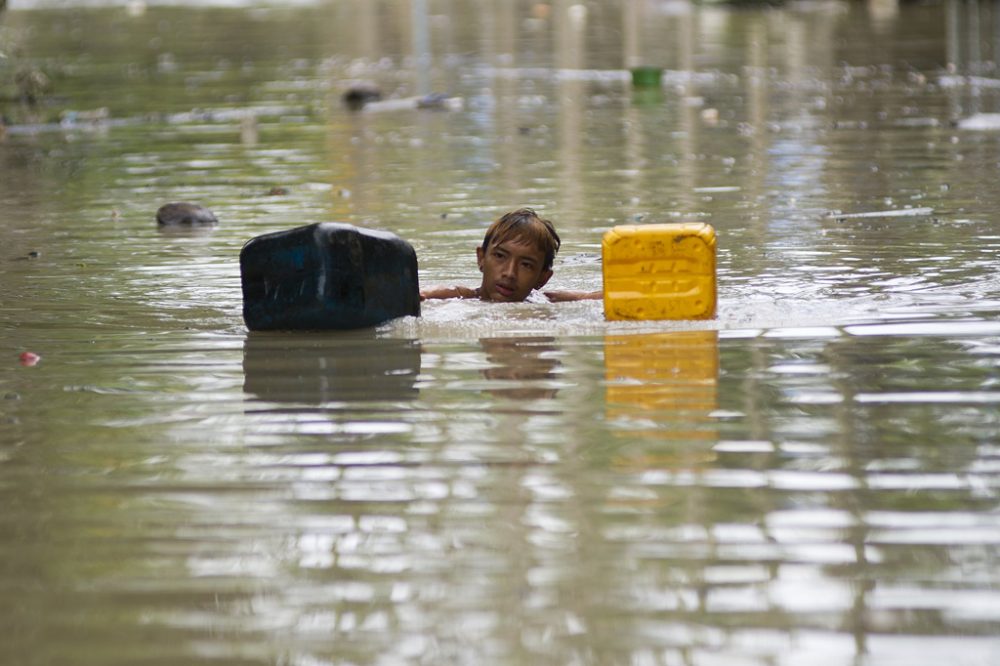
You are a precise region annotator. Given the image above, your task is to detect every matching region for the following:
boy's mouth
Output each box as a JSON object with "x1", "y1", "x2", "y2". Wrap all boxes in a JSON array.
[{"x1": 494, "y1": 283, "x2": 515, "y2": 299}]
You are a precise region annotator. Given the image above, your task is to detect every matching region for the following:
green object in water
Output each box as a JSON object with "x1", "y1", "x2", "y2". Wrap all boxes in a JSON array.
[{"x1": 631, "y1": 66, "x2": 663, "y2": 88}]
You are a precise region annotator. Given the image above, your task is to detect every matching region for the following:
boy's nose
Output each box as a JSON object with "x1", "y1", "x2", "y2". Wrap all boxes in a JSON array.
[{"x1": 501, "y1": 257, "x2": 517, "y2": 277}]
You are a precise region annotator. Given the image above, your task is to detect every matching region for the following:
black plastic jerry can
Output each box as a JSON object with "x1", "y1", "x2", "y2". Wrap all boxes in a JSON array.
[{"x1": 240, "y1": 223, "x2": 420, "y2": 331}]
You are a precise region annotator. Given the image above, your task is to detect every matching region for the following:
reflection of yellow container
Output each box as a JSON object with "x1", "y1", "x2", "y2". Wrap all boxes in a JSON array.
[
  {"x1": 602, "y1": 223, "x2": 716, "y2": 321},
  {"x1": 604, "y1": 330, "x2": 719, "y2": 463},
  {"x1": 605, "y1": 331, "x2": 718, "y2": 415}
]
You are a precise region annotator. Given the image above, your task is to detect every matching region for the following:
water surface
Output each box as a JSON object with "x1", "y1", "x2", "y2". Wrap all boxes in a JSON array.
[{"x1": 1, "y1": 1, "x2": 999, "y2": 664}]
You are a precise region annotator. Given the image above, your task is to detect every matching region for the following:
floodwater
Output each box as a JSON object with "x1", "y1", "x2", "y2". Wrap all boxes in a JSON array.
[{"x1": 1, "y1": 0, "x2": 999, "y2": 664}]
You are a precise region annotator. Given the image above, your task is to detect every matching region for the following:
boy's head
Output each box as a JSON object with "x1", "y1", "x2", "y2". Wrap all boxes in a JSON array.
[{"x1": 476, "y1": 208, "x2": 561, "y2": 302}]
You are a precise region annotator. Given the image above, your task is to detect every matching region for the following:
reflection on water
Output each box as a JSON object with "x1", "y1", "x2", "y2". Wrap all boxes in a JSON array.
[
  {"x1": 2, "y1": 1, "x2": 1000, "y2": 664},
  {"x1": 243, "y1": 332, "x2": 421, "y2": 404},
  {"x1": 605, "y1": 331, "x2": 719, "y2": 469},
  {"x1": 605, "y1": 331, "x2": 718, "y2": 423},
  {"x1": 480, "y1": 336, "x2": 560, "y2": 400}
]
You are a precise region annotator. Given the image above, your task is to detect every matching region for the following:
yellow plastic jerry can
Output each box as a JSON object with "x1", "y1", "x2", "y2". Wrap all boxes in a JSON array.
[{"x1": 602, "y1": 223, "x2": 717, "y2": 321}]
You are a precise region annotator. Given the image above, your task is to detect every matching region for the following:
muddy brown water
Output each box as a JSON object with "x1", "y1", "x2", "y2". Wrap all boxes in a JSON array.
[{"x1": 1, "y1": 1, "x2": 999, "y2": 664}]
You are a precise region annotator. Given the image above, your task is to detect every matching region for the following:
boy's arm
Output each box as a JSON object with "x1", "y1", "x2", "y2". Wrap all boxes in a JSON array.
[
  {"x1": 543, "y1": 289, "x2": 603, "y2": 302},
  {"x1": 420, "y1": 285, "x2": 479, "y2": 301}
]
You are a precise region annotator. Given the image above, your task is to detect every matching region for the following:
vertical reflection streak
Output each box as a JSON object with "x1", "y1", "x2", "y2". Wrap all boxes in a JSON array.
[{"x1": 554, "y1": 0, "x2": 587, "y2": 222}]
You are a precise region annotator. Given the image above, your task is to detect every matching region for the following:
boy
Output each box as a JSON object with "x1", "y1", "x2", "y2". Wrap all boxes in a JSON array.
[{"x1": 420, "y1": 208, "x2": 602, "y2": 303}]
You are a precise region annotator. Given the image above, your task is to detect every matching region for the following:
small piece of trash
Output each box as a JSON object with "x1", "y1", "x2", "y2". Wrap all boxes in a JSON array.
[
  {"x1": 361, "y1": 95, "x2": 463, "y2": 113},
  {"x1": 694, "y1": 186, "x2": 741, "y2": 193},
  {"x1": 19, "y1": 351, "x2": 40, "y2": 367},
  {"x1": 824, "y1": 207, "x2": 934, "y2": 220},
  {"x1": 956, "y1": 113, "x2": 1000, "y2": 131}
]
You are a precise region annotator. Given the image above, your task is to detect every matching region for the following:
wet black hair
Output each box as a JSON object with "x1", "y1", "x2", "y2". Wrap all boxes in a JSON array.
[{"x1": 481, "y1": 208, "x2": 561, "y2": 270}]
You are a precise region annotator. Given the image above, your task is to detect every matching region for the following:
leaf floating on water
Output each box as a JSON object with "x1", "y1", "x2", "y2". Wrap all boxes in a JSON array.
[{"x1": 824, "y1": 207, "x2": 934, "y2": 221}]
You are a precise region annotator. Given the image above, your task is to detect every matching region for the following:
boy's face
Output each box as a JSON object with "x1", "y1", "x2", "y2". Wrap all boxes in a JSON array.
[{"x1": 476, "y1": 236, "x2": 553, "y2": 302}]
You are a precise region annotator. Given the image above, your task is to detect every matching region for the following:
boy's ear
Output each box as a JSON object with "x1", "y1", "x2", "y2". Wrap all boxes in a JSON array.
[
  {"x1": 476, "y1": 246, "x2": 485, "y2": 271},
  {"x1": 535, "y1": 268, "x2": 553, "y2": 289}
]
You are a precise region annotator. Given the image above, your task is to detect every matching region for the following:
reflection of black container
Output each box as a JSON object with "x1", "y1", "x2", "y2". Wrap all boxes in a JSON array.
[
  {"x1": 240, "y1": 222, "x2": 420, "y2": 331},
  {"x1": 243, "y1": 332, "x2": 422, "y2": 403}
]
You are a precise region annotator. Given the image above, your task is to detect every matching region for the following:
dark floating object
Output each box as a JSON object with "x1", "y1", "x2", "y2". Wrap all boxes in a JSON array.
[
  {"x1": 240, "y1": 222, "x2": 420, "y2": 331},
  {"x1": 415, "y1": 93, "x2": 452, "y2": 109},
  {"x1": 156, "y1": 202, "x2": 218, "y2": 226},
  {"x1": 342, "y1": 82, "x2": 382, "y2": 111}
]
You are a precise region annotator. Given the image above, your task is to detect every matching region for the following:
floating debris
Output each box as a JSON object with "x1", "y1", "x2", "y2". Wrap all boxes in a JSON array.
[
  {"x1": 360, "y1": 94, "x2": 463, "y2": 113},
  {"x1": 416, "y1": 93, "x2": 461, "y2": 110},
  {"x1": 19, "y1": 351, "x2": 40, "y2": 367},
  {"x1": 156, "y1": 202, "x2": 218, "y2": 226},
  {"x1": 163, "y1": 105, "x2": 306, "y2": 125},
  {"x1": 342, "y1": 81, "x2": 382, "y2": 110},
  {"x1": 938, "y1": 75, "x2": 1000, "y2": 89},
  {"x1": 956, "y1": 113, "x2": 1000, "y2": 131},
  {"x1": 833, "y1": 120, "x2": 869, "y2": 130},
  {"x1": 631, "y1": 66, "x2": 662, "y2": 88},
  {"x1": 60, "y1": 107, "x2": 110, "y2": 128},
  {"x1": 490, "y1": 66, "x2": 736, "y2": 86},
  {"x1": 694, "y1": 186, "x2": 741, "y2": 193},
  {"x1": 894, "y1": 117, "x2": 940, "y2": 128},
  {"x1": 7, "y1": 104, "x2": 308, "y2": 137},
  {"x1": 824, "y1": 207, "x2": 934, "y2": 221}
]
